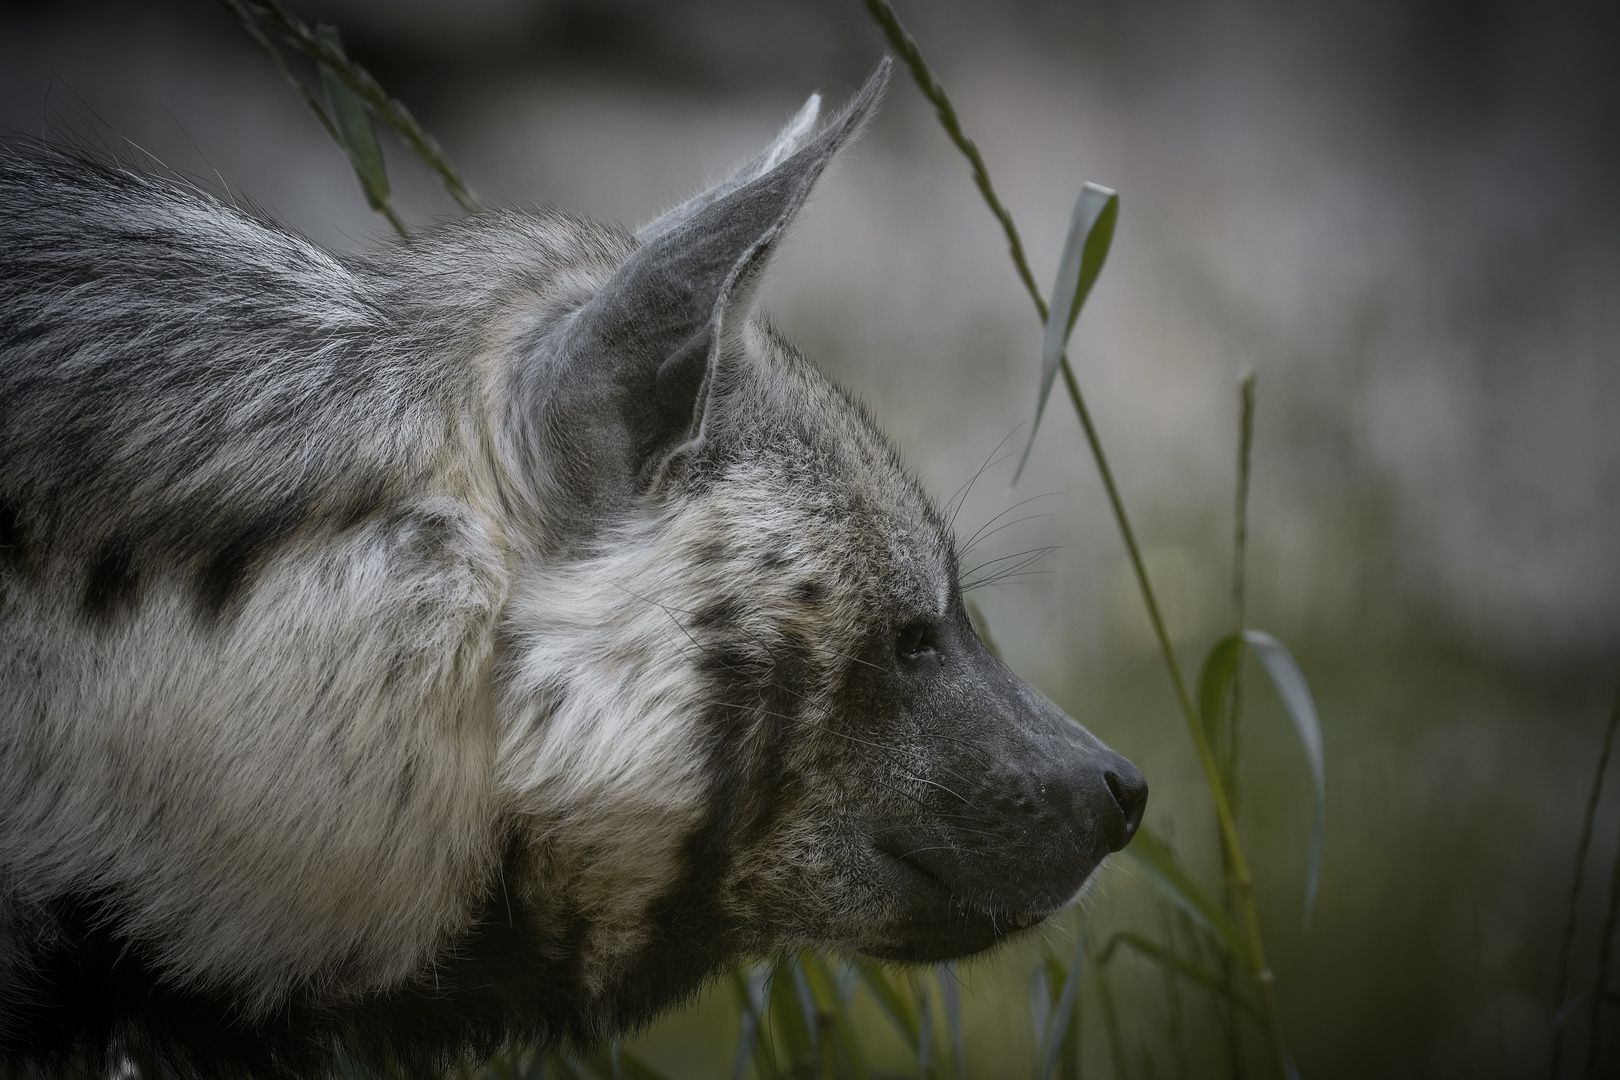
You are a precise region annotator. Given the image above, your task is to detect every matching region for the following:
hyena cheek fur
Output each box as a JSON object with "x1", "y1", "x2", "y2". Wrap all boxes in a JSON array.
[{"x1": 0, "y1": 60, "x2": 1147, "y2": 1076}]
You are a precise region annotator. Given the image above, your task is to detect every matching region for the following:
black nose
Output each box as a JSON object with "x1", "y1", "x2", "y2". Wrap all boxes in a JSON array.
[{"x1": 1103, "y1": 763, "x2": 1148, "y2": 851}]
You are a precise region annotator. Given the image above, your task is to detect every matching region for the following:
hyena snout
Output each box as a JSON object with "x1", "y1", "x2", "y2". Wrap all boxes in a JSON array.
[
  {"x1": 864, "y1": 613, "x2": 1146, "y2": 961},
  {"x1": 893, "y1": 679, "x2": 1145, "y2": 905}
]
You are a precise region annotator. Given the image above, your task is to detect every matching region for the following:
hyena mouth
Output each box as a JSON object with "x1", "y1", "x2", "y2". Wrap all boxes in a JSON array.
[{"x1": 863, "y1": 839, "x2": 1058, "y2": 962}]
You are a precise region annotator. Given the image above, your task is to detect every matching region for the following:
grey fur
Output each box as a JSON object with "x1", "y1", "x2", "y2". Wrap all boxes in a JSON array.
[{"x1": 0, "y1": 59, "x2": 1145, "y2": 1078}]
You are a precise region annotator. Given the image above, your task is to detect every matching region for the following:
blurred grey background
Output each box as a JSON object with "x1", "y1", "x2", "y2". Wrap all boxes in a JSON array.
[{"x1": 3, "y1": 1, "x2": 1617, "y2": 1076}]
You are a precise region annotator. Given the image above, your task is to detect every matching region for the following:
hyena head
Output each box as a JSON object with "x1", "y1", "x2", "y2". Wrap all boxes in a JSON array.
[{"x1": 490, "y1": 60, "x2": 1146, "y2": 1030}]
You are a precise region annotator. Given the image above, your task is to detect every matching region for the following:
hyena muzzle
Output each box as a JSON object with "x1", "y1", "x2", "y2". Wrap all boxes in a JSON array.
[{"x1": 0, "y1": 61, "x2": 1145, "y2": 1078}]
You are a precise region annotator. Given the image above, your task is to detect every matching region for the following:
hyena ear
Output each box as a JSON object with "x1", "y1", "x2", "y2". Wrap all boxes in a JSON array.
[
  {"x1": 634, "y1": 92, "x2": 823, "y2": 244},
  {"x1": 556, "y1": 58, "x2": 890, "y2": 497}
]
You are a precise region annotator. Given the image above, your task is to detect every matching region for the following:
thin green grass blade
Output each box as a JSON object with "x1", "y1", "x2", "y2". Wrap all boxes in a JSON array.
[
  {"x1": 730, "y1": 966, "x2": 771, "y2": 1080},
  {"x1": 1014, "y1": 182, "x2": 1118, "y2": 481},
  {"x1": 767, "y1": 958, "x2": 814, "y2": 1070},
  {"x1": 1098, "y1": 932, "x2": 1262, "y2": 1021},
  {"x1": 1088, "y1": 937, "x2": 1129, "y2": 1080},
  {"x1": 1028, "y1": 965, "x2": 1050, "y2": 1052},
  {"x1": 916, "y1": 984, "x2": 933, "y2": 1079},
  {"x1": 1240, "y1": 630, "x2": 1326, "y2": 929},
  {"x1": 1125, "y1": 827, "x2": 1247, "y2": 955},
  {"x1": 803, "y1": 952, "x2": 871, "y2": 1080},
  {"x1": 314, "y1": 25, "x2": 391, "y2": 214},
  {"x1": 239, "y1": 0, "x2": 481, "y2": 214},
  {"x1": 1035, "y1": 930, "x2": 1087, "y2": 1080},
  {"x1": 851, "y1": 959, "x2": 921, "y2": 1048},
  {"x1": 544, "y1": 1051, "x2": 583, "y2": 1080},
  {"x1": 935, "y1": 963, "x2": 964, "y2": 1080},
  {"x1": 1198, "y1": 633, "x2": 1246, "y2": 791}
]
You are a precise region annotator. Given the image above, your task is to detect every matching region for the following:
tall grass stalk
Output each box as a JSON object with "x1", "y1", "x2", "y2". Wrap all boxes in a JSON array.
[
  {"x1": 1219, "y1": 376, "x2": 1258, "y2": 1078},
  {"x1": 1552, "y1": 678, "x2": 1620, "y2": 1077},
  {"x1": 862, "y1": 1, "x2": 1291, "y2": 1073},
  {"x1": 1586, "y1": 837, "x2": 1620, "y2": 1079},
  {"x1": 219, "y1": 0, "x2": 482, "y2": 227}
]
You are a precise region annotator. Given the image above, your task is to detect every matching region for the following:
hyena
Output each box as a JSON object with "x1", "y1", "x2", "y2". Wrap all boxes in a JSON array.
[{"x1": 0, "y1": 62, "x2": 1146, "y2": 1078}]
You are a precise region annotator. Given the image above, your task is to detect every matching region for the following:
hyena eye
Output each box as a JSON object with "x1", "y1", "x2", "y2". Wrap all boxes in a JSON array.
[{"x1": 895, "y1": 620, "x2": 937, "y2": 661}]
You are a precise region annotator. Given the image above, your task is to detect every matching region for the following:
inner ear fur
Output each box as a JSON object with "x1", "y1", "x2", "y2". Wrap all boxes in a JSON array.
[{"x1": 547, "y1": 58, "x2": 891, "y2": 500}]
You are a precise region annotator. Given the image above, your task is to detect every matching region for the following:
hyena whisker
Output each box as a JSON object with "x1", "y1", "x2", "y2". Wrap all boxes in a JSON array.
[
  {"x1": 956, "y1": 492, "x2": 1063, "y2": 559},
  {"x1": 962, "y1": 561, "x2": 1056, "y2": 592},
  {"x1": 943, "y1": 426, "x2": 1025, "y2": 539},
  {"x1": 864, "y1": 778, "x2": 935, "y2": 810},
  {"x1": 962, "y1": 570, "x2": 1053, "y2": 593},
  {"x1": 961, "y1": 547, "x2": 1060, "y2": 592},
  {"x1": 870, "y1": 822, "x2": 1007, "y2": 844},
  {"x1": 898, "y1": 774, "x2": 972, "y2": 805},
  {"x1": 956, "y1": 511, "x2": 1056, "y2": 559},
  {"x1": 961, "y1": 545, "x2": 1060, "y2": 581}
]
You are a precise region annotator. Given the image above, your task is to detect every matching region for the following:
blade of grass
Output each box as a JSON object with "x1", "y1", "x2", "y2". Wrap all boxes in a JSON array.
[
  {"x1": 1029, "y1": 965, "x2": 1051, "y2": 1057},
  {"x1": 861, "y1": 0, "x2": 1044, "y2": 319},
  {"x1": 1098, "y1": 932, "x2": 1262, "y2": 1023},
  {"x1": 1015, "y1": 182, "x2": 1118, "y2": 481},
  {"x1": 860, "y1": 4, "x2": 1292, "y2": 1071},
  {"x1": 1228, "y1": 374, "x2": 1257, "y2": 809},
  {"x1": 217, "y1": 0, "x2": 340, "y2": 145},
  {"x1": 1585, "y1": 817, "x2": 1620, "y2": 1079},
  {"x1": 852, "y1": 959, "x2": 922, "y2": 1049},
  {"x1": 1036, "y1": 930, "x2": 1087, "y2": 1080},
  {"x1": 917, "y1": 983, "x2": 933, "y2": 1079},
  {"x1": 803, "y1": 952, "x2": 872, "y2": 1080},
  {"x1": 1201, "y1": 629, "x2": 1327, "y2": 928},
  {"x1": 1199, "y1": 635, "x2": 1246, "y2": 794},
  {"x1": 226, "y1": 0, "x2": 481, "y2": 213},
  {"x1": 313, "y1": 24, "x2": 407, "y2": 237},
  {"x1": 1126, "y1": 827, "x2": 1246, "y2": 954},
  {"x1": 1218, "y1": 375, "x2": 1258, "y2": 1080},
  {"x1": 1241, "y1": 630, "x2": 1326, "y2": 928},
  {"x1": 1162, "y1": 910, "x2": 1190, "y2": 1080},
  {"x1": 1088, "y1": 936, "x2": 1129, "y2": 1080},
  {"x1": 732, "y1": 966, "x2": 774, "y2": 1080},
  {"x1": 767, "y1": 957, "x2": 814, "y2": 1071},
  {"x1": 936, "y1": 963, "x2": 965, "y2": 1080},
  {"x1": 1553, "y1": 678, "x2": 1620, "y2": 1079}
]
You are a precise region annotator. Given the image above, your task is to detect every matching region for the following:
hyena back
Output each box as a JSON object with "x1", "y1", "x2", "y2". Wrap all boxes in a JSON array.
[{"x1": 0, "y1": 63, "x2": 1146, "y2": 1078}]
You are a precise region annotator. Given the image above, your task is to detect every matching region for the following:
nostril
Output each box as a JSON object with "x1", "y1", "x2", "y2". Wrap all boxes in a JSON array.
[{"x1": 1104, "y1": 768, "x2": 1148, "y2": 851}]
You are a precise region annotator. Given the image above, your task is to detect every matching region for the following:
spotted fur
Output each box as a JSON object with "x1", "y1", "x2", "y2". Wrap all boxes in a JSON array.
[{"x1": 0, "y1": 62, "x2": 1146, "y2": 1079}]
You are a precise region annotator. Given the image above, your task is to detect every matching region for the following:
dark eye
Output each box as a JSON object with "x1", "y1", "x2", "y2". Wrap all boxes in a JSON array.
[{"x1": 895, "y1": 621, "x2": 936, "y2": 661}]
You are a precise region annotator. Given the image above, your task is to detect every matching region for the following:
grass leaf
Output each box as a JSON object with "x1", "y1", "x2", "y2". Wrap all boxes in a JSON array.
[
  {"x1": 730, "y1": 966, "x2": 772, "y2": 1080},
  {"x1": 314, "y1": 25, "x2": 390, "y2": 214},
  {"x1": 764, "y1": 957, "x2": 814, "y2": 1070},
  {"x1": 1098, "y1": 932, "x2": 1262, "y2": 1021},
  {"x1": 1125, "y1": 826, "x2": 1247, "y2": 956},
  {"x1": 1241, "y1": 630, "x2": 1326, "y2": 929},
  {"x1": 936, "y1": 963, "x2": 964, "y2": 1080},
  {"x1": 1014, "y1": 182, "x2": 1118, "y2": 481},
  {"x1": 1198, "y1": 633, "x2": 1246, "y2": 791},
  {"x1": 803, "y1": 952, "x2": 872, "y2": 1080},
  {"x1": 851, "y1": 959, "x2": 921, "y2": 1048},
  {"x1": 1035, "y1": 930, "x2": 1086, "y2": 1080}
]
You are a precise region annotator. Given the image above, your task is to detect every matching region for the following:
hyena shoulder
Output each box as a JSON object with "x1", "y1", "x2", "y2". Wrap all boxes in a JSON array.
[{"x1": 0, "y1": 157, "x2": 642, "y2": 1014}]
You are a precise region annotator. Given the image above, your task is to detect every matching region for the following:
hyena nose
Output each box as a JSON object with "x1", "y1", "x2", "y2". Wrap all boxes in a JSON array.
[{"x1": 1102, "y1": 760, "x2": 1148, "y2": 852}]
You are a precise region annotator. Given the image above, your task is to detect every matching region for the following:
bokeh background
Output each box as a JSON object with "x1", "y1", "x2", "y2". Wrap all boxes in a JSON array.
[{"x1": 2, "y1": 1, "x2": 1617, "y2": 1076}]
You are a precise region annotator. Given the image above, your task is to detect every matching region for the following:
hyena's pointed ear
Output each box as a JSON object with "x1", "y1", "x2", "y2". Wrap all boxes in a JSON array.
[
  {"x1": 555, "y1": 58, "x2": 890, "y2": 500},
  {"x1": 635, "y1": 92, "x2": 823, "y2": 244}
]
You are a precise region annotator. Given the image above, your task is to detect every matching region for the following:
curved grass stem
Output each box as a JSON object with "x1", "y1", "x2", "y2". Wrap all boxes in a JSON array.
[{"x1": 863, "y1": 1, "x2": 1290, "y2": 1073}]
